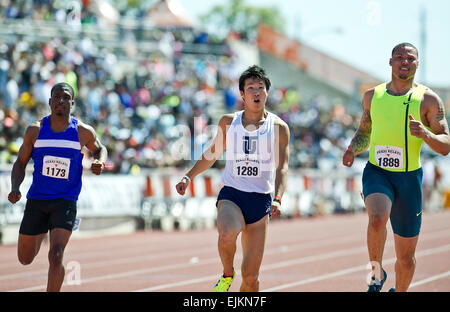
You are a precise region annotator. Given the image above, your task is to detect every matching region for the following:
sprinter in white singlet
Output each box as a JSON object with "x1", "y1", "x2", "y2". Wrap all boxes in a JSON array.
[{"x1": 176, "y1": 65, "x2": 290, "y2": 292}]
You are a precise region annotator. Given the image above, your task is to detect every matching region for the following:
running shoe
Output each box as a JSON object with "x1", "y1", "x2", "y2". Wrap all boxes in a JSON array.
[
  {"x1": 388, "y1": 288, "x2": 395, "y2": 292},
  {"x1": 367, "y1": 269, "x2": 387, "y2": 292},
  {"x1": 213, "y1": 271, "x2": 236, "y2": 292}
]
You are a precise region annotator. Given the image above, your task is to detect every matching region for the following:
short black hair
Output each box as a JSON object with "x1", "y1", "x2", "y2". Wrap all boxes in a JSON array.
[
  {"x1": 391, "y1": 42, "x2": 418, "y2": 57},
  {"x1": 239, "y1": 65, "x2": 271, "y2": 92},
  {"x1": 50, "y1": 82, "x2": 74, "y2": 99}
]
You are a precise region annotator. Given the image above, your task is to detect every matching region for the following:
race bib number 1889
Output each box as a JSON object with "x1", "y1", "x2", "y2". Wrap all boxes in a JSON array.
[
  {"x1": 374, "y1": 145, "x2": 403, "y2": 169},
  {"x1": 42, "y1": 155, "x2": 70, "y2": 179}
]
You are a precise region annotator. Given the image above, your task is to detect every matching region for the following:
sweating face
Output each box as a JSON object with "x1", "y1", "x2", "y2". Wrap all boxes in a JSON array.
[
  {"x1": 389, "y1": 46, "x2": 419, "y2": 81},
  {"x1": 49, "y1": 87, "x2": 74, "y2": 117}
]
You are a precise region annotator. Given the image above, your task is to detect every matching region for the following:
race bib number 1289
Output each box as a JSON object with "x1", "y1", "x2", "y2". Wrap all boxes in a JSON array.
[{"x1": 233, "y1": 157, "x2": 261, "y2": 178}]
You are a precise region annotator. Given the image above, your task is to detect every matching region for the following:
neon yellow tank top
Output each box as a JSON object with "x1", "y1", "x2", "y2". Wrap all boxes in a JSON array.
[{"x1": 369, "y1": 82, "x2": 428, "y2": 172}]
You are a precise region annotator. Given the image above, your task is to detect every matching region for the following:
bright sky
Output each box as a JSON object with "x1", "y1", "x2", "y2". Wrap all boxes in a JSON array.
[{"x1": 179, "y1": 0, "x2": 450, "y2": 88}]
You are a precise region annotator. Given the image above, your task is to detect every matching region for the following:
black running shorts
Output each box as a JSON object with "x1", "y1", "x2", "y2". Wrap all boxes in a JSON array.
[{"x1": 19, "y1": 198, "x2": 77, "y2": 235}]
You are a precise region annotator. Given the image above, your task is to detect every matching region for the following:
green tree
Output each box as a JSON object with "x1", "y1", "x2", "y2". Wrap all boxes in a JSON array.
[{"x1": 199, "y1": 0, "x2": 285, "y2": 41}]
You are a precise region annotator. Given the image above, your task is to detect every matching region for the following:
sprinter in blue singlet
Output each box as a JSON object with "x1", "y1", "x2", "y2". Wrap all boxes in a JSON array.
[{"x1": 8, "y1": 83, "x2": 107, "y2": 292}]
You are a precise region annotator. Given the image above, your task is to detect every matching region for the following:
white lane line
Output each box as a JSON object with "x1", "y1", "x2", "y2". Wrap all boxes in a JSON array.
[
  {"x1": 6, "y1": 228, "x2": 450, "y2": 292},
  {"x1": 2, "y1": 210, "x2": 450, "y2": 266},
  {"x1": 261, "y1": 243, "x2": 450, "y2": 292},
  {"x1": 0, "y1": 239, "x2": 215, "y2": 270},
  {"x1": 0, "y1": 218, "x2": 367, "y2": 270},
  {"x1": 409, "y1": 270, "x2": 450, "y2": 289},
  {"x1": 134, "y1": 275, "x2": 220, "y2": 292},
  {"x1": 0, "y1": 227, "x2": 365, "y2": 282},
  {"x1": 134, "y1": 247, "x2": 368, "y2": 292},
  {"x1": 8, "y1": 236, "x2": 361, "y2": 292},
  {"x1": 134, "y1": 231, "x2": 450, "y2": 292},
  {"x1": 0, "y1": 245, "x2": 216, "y2": 281},
  {"x1": 0, "y1": 220, "x2": 356, "y2": 271},
  {"x1": 8, "y1": 257, "x2": 220, "y2": 292}
]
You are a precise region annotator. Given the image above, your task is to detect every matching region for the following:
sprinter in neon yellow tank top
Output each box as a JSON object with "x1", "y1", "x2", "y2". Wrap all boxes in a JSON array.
[{"x1": 343, "y1": 43, "x2": 450, "y2": 292}]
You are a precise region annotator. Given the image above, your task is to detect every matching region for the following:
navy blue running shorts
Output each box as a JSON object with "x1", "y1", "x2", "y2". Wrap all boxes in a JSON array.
[
  {"x1": 362, "y1": 162, "x2": 423, "y2": 238},
  {"x1": 216, "y1": 186, "x2": 272, "y2": 224},
  {"x1": 19, "y1": 198, "x2": 77, "y2": 235}
]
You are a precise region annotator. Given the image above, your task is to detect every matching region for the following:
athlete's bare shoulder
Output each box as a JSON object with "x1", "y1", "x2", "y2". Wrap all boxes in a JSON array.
[
  {"x1": 77, "y1": 118, "x2": 96, "y2": 135},
  {"x1": 213, "y1": 114, "x2": 234, "y2": 151},
  {"x1": 273, "y1": 114, "x2": 290, "y2": 145},
  {"x1": 24, "y1": 120, "x2": 42, "y2": 143},
  {"x1": 219, "y1": 113, "x2": 235, "y2": 126},
  {"x1": 421, "y1": 87, "x2": 447, "y2": 132},
  {"x1": 76, "y1": 118, "x2": 98, "y2": 146},
  {"x1": 217, "y1": 113, "x2": 235, "y2": 132},
  {"x1": 29, "y1": 120, "x2": 42, "y2": 130},
  {"x1": 422, "y1": 87, "x2": 442, "y2": 108},
  {"x1": 362, "y1": 87, "x2": 376, "y2": 110},
  {"x1": 273, "y1": 114, "x2": 288, "y2": 129},
  {"x1": 363, "y1": 87, "x2": 376, "y2": 97}
]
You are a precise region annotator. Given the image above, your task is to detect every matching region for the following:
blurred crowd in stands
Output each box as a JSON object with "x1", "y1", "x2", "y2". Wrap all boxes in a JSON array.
[
  {"x1": 1, "y1": 0, "x2": 138, "y2": 22},
  {"x1": 0, "y1": 0, "x2": 361, "y2": 174}
]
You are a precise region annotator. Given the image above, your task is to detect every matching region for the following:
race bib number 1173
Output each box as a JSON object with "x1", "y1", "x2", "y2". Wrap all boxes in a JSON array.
[{"x1": 42, "y1": 155, "x2": 70, "y2": 179}]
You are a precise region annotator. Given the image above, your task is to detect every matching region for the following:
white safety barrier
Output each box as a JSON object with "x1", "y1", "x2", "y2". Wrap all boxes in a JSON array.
[
  {"x1": 77, "y1": 175, "x2": 145, "y2": 217},
  {"x1": 140, "y1": 168, "x2": 365, "y2": 231},
  {"x1": 0, "y1": 173, "x2": 145, "y2": 221},
  {"x1": 140, "y1": 169, "x2": 222, "y2": 231},
  {"x1": 0, "y1": 167, "x2": 367, "y2": 240},
  {"x1": 1, "y1": 157, "x2": 449, "y2": 243},
  {"x1": 0, "y1": 173, "x2": 146, "y2": 244},
  {"x1": 0, "y1": 174, "x2": 32, "y2": 224}
]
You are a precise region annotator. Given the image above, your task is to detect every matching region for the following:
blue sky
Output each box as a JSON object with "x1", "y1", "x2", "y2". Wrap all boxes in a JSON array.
[{"x1": 178, "y1": 0, "x2": 450, "y2": 88}]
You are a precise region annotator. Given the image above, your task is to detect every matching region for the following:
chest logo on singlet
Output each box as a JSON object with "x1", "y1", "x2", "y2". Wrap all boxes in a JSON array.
[{"x1": 243, "y1": 136, "x2": 257, "y2": 154}]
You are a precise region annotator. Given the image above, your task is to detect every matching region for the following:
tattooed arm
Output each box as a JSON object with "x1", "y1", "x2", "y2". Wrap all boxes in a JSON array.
[
  {"x1": 411, "y1": 90, "x2": 450, "y2": 156},
  {"x1": 343, "y1": 89, "x2": 374, "y2": 167}
]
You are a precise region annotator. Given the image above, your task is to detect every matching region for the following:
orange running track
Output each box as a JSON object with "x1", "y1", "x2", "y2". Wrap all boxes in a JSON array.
[{"x1": 1, "y1": 210, "x2": 449, "y2": 292}]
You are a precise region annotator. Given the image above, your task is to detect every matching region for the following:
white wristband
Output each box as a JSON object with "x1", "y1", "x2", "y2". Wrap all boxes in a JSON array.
[{"x1": 182, "y1": 175, "x2": 191, "y2": 183}]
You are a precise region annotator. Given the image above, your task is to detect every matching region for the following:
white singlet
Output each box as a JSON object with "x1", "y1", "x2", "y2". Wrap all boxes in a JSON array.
[{"x1": 221, "y1": 110, "x2": 277, "y2": 194}]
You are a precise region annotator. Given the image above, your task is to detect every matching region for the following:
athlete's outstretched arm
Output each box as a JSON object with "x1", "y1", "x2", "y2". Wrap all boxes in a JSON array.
[
  {"x1": 343, "y1": 89, "x2": 374, "y2": 167},
  {"x1": 410, "y1": 91, "x2": 450, "y2": 156},
  {"x1": 8, "y1": 123, "x2": 40, "y2": 203},
  {"x1": 176, "y1": 115, "x2": 232, "y2": 195},
  {"x1": 271, "y1": 119, "x2": 290, "y2": 218}
]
